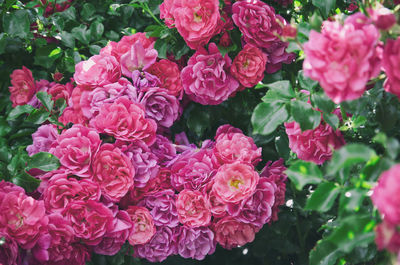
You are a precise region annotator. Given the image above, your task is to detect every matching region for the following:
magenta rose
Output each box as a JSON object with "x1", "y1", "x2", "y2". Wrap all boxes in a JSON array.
[
  {"x1": 285, "y1": 112, "x2": 345, "y2": 165},
  {"x1": 171, "y1": 148, "x2": 218, "y2": 191},
  {"x1": 62, "y1": 200, "x2": 114, "y2": 246},
  {"x1": 375, "y1": 221, "x2": 400, "y2": 253},
  {"x1": 120, "y1": 41, "x2": 158, "y2": 77},
  {"x1": 213, "y1": 124, "x2": 262, "y2": 166},
  {"x1": 177, "y1": 226, "x2": 216, "y2": 260},
  {"x1": 134, "y1": 226, "x2": 179, "y2": 262},
  {"x1": 382, "y1": 37, "x2": 400, "y2": 98},
  {"x1": 138, "y1": 189, "x2": 179, "y2": 228},
  {"x1": 368, "y1": 6, "x2": 396, "y2": 31},
  {"x1": 160, "y1": 0, "x2": 221, "y2": 49},
  {"x1": 303, "y1": 13, "x2": 380, "y2": 103},
  {"x1": 0, "y1": 192, "x2": 48, "y2": 249},
  {"x1": 93, "y1": 210, "x2": 133, "y2": 256},
  {"x1": 212, "y1": 161, "x2": 259, "y2": 204},
  {"x1": 231, "y1": 44, "x2": 267, "y2": 88},
  {"x1": 212, "y1": 216, "x2": 257, "y2": 250},
  {"x1": 137, "y1": 87, "x2": 180, "y2": 128},
  {"x1": 9, "y1": 66, "x2": 36, "y2": 107},
  {"x1": 176, "y1": 189, "x2": 211, "y2": 227},
  {"x1": 127, "y1": 206, "x2": 156, "y2": 246},
  {"x1": 74, "y1": 54, "x2": 121, "y2": 89},
  {"x1": 0, "y1": 232, "x2": 19, "y2": 265},
  {"x1": 92, "y1": 144, "x2": 135, "y2": 202},
  {"x1": 181, "y1": 42, "x2": 239, "y2": 105},
  {"x1": 90, "y1": 97, "x2": 157, "y2": 144},
  {"x1": 372, "y1": 164, "x2": 400, "y2": 225},
  {"x1": 27, "y1": 124, "x2": 59, "y2": 156},
  {"x1": 49, "y1": 124, "x2": 101, "y2": 177},
  {"x1": 47, "y1": 82, "x2": 73, "y2": 103},
  {"x1": 148, "y1": 59, "x2": 184, "y2": 98}
]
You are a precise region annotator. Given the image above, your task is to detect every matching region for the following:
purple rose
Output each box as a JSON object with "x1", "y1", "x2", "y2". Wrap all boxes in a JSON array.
[
  {"x1": 27, "y1": 124, "x2": 59, "y2": 156},
  {"x1": 177, "y1": 226, "x2": 216, "y2": 260},
  {"x1": 131, "y1": 70, "x2": 161, "y2": 89},
  {"x1": 150, "y1": 135, "x2": 177, "y2": 166},
  {"x1": 0, "y1": 232, "x2": 19, "y2": 265}
]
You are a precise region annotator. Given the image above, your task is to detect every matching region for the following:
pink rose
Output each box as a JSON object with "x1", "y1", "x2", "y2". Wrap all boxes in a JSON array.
[
  {"x1": 9, "y1": 66, "x2": 36, "y2": 107},
  {"x1": 47, "y1": 82, "x2": 73, "y2": 102},
  {"x1": 120, "y1": 41, "x2": 158, "y2": 77},
  {"x1": 127, "y1": 206, "x2": 156, "y2": 245},
  {"x1": 375, "y1": 221, "x2": 400, "y2": 253},
  {"x1": 114, "y1": 33, "x2": 155, "y2": 59},
  {"x1": 232, "y1": 0, "x2": 282, "y2": 49},
  {"x1": 147, "y1": 59, "x2": 183, "y2": 98},
  {"x1": 0, "y1": 232, "x2": 19, "y2": 265},
  {"x1": 49, "y1": 124, "x2": 101, "y2": 177},
  {"x1": 0, "y1": 192, "x2": 48, "y2": 249},
  {"x1": 372, "y1": 164, "x2": 400, "y2": 225},
  {"x1": 285, "y1": 112, "x2": 345, "y2": 165},
  {"x1": 90, "y1": 97, "x2": 157, "y2": 144},
  {"x1": 27, "y1": 124, "x2": 59, "y2": 156},
  {"x1": 368, "y1": 6, "x2": 396, "y2": 31},
  {"x1": 212, "y1": 216, "x2": 257, "y2": 250},
  {"x1": 382, "y1": 37, "x2": 400, "y2": 98},
  {"x1": 62, "y1": 200, "x2": 114, "y2": 245},
  {"x1": 213, "y1": 125, "x2": 262, "y2": 166},
  {"x1": 303, "y1": 13, "x2": 380, "y2": 103},
  {"x1": 160, "y1": 0, "x2": 221, "y2": 49},
  {"x1": 181, "y1": 43, "x2": 240, "y2": 105},
  {"x1": 92, "y1": 144, "x2": 135, "y2": 202},
  {"x1": 231, "y1": 44, "x2": 267, "y2": 88},
  {"x1": 177, "y1": 226, "x2": 216, "y2": 260},
  {"x1": 176, "y1": 189, "x2": 211, "y2": 227},
  {"x1": 202, "y1": 180, "x2": 227, "y2": 218},
  {"x1": 212, "y1": 161, "x2": 259, "y2": 204},
  {"x1": 74, "y1": 54, "x2": 121, "y2": 89}
]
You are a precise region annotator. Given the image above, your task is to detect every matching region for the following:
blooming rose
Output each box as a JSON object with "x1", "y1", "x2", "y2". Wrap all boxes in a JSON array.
[
  {"x1": 151, "y1": 135, "x2": 177, "y2": 165},
  {"x1": 212, "y1": 161, "x2": 259, "y2": 204},
  {"x1": 138, "y1": 189, "x2": 179, "y2": 228},
  {"x1": 382, "y1": 37, "x2": 400, "y2": 98},
  {"x1": 375, "y1": 221, "x2": 400, "y2": 253},
  {"x1": 134, "y1": 226, "x2": 179, "y2": 262},
  {"x1": 0, "y1": 232, "x2": 19, "y2": 265},
  {"x1": 213, "y1": 125, "x2": 262, "y2": 165},
  {"x1": 181, "y1": 43, "x2": 239, "y2": 105},
  {"x1": 227, "y1": 178, "x2": 276, "y2": 227},
  {"x1": 372, "y1": 164, "x2": 400, "y2": 225},
  {"x1": 92, "y1": 144, "x2": 135, "y2": 202},
  {"x1": 90, "y1": 97, "x2": 157, "y2": 144},
  {"x1": 0, "y1": 192, "x2": 48, "y2": 249},
  {"x1": 93, "y1": 210, "x2": 133, "y2": 256},
  {"x1": 47, "y1": 82, "x2": 73, "y2": 102},
  {"x1": 9, "y1": 66, "x2": 36, "y2": 107},
  {"x1": 232, "y1": 0, "x2": 282, "y2": 49},
  {"x1": 120, "y1": 41, "x2": 158, "y2": 77},
  {"x1": 212, "y1": 216, "x2": 257, "y2": 249},
  {"x1": 171, "y1": 148, "x2": 217, "y2": 191},
  {"x1": 114, "y1": 33, "x2": 155, "y2": 59},
  {"x1": 231, "y1": 44, "x2": 267, "y2": 88},
  {"x1": 49, "y1": 124, "x2": 101, "y2": 177},
  {"x1": 202, "y1": 180, "x2": 227, "y2": 218},
  {"x1": 127, "y1": 206, "x2": 156, "y2": 245},
  {"x1": 176, "y1": 189, "x2": 211, "y2": 227},
  {"x1": 177, "y1": 226, "x2": 216, "y2": 260},
  {"x1": 147, "y1": 59, "x2": 183, "y2": 97},
  {"x1": 160, "y1": 0, "x2": 221, "y2": 49},
  {"x1": 74, "y1": 54, "x2": 121, "y2": 89},
  {"x1": 27, "y1": 124, "x2": 59, "y2": 156},
  {"x1": 43, "y1": 176, "x2": 100, "y2": 212},
  {"x1": 136, "y1": 87, "x2": 180, "y2": 128},
  {"x1": 62, "y1": 200, "x2": 114, "y2": 245},
  {"x1": 131, "y1": 70, "x2": 161, "y2": 89},
  {"x1": 303, "y1": 13, "x2": 380, "y2": 103},
  {"x1": 285, "y1": 113, "x2": 345, "y2": 165}
]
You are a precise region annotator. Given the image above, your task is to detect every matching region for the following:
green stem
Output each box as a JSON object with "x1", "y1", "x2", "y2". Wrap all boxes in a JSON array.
[{"x1": 141, "y1": 3, "x2": 164, "y2": 27}]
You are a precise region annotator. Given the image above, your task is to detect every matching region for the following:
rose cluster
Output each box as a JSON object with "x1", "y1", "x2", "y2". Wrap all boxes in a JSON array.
[{"x1": 3, "y1": 31, "x2": 288, "y2": 263}]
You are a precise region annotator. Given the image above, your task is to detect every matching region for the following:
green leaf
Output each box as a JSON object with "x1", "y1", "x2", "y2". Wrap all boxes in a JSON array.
[
  {"x1": 275, "y1": 132, "x2": 290, "y2": 161},
  {"x1": 7, "y1": 105, "x2": 35, "y2": 120},
  {"x1": 339, "y1": 188, "x2": 366, "y2": 214},
  {"x1": 261, "y1": 81, "x2": 295, "y2": 104},
  {"x1": 311, "y1": 92, "x2": 335, "y2": 113},
  {"x1": 291, "y1": 100, "x2": 321, "y2": 131},
  {"x1": 72, "y1": 25, "x2": 90, "y2": 45},
  {"x1": 36, "y1": 92, "x2": 54, "y2": 112},
  {"x1": 27, "y1": 152, "x2": 60, "y2": 171},
  {"x1": 309, "y1": 240, "x2": 343, "y2": 265},
  {"x1": 26, "y1": 108, "x2": 50, "y2": 124},
  {"x1": 285, "y1": 160, "x2": 323, "y2": 190},
  {"x1": 34, "y1": 46, "x2": 58, "y2": 69},
  {"x1": 90, "y1": 21, "x2": 104, "y2": 41},
  {"x1": 51, "y1": 15, "x2": 65, "y2": 32},
  {"x1": 322, "y1": 113, "x2": 339, "y2": 130},
  {"x1": 310, "y1": 12, "x2": 323, "y2": 31},
  {"x1": 286, "y1": 41, "x2": 301, "y2": 53},
  {"x1": 0, "y1": 117, "x2": 11, "y2": 137},
  {"x1": 81, "y1": 3, "x2": 96, "y2": 20},
  {"x1": 60, "y1": 6, "x2": 76, "y2": 21},
  {"x1": 312, "y1": 0, "x2": 336, "y2": 18},
  {"x1": 252, "y1": 102, "x2": 289, "y2": 135},
  {"x1": 186, "y1": 107, "x2": 210, "y2": 138},
  {"x1": 297, "y1": 22, "x2": 311, "y2": 43},
  {"x1": 12, "y1": 172, "x2": 41, "y2": 193},
  {"x1": 60, "y1": 31, "x2": 75, "y2": 48},
  {"x1": 298, "y1": 71, "x2": 318, "y2": 91},
  {"x1": 154, "y1": 39, "x2": 167, "y2": 59},
  {"x1": 326, "y1": 144, "x2": 377, "y2": 176},
  {"x1": 305, "y1": 182, "x2": 341, "y2": 212},
  {"x1": 327, "y1": 215, "x2": 375, "y2": 253},
  {"x1": 0, "y1": 33, "x2": 7, "y2": 55},
  {"x1": 89, "y1": 45, "x2": 101, "y2": 55},
  {"x1": 2, "y1": 10, "x2": 30, "y2": 39}
]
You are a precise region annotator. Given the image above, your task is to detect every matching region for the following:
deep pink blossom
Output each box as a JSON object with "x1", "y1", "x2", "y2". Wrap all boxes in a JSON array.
[
  {"x1": 9, "y1": 66, "x2": 36, "y2": 107},
  {"x1": 382, "y1": 37, "x2": 400, "y2": 98}
]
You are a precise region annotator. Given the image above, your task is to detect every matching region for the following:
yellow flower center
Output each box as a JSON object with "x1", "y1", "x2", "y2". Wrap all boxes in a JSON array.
[{"x1": 229, "y1": 178, "x2": 243, "y2": 189}]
